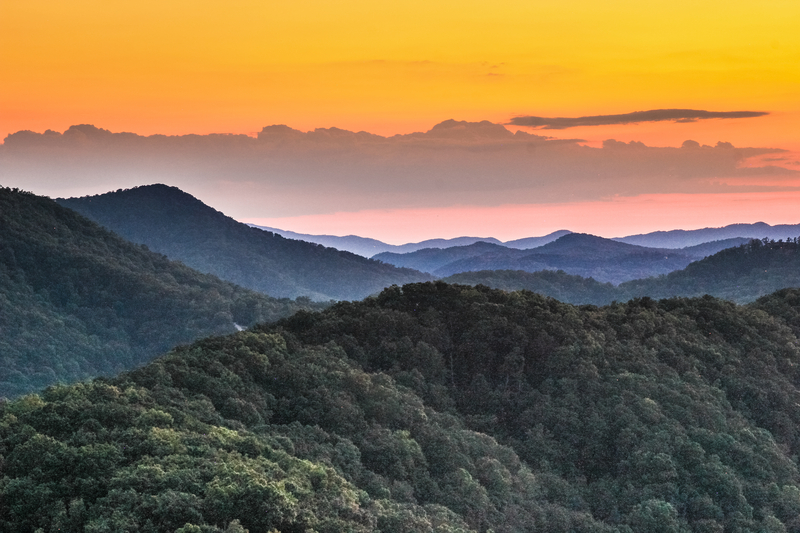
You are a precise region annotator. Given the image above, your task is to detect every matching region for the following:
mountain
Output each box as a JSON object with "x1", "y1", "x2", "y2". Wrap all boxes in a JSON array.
[
  {"x1": 58, "y1": 184, "x2": 433, "y2": 301},
  {"x1": 502, "y1": 229, "x2": 572, "y2": 249},
  {"x1": 444, "y1": 238, "x2": 800, "y2": 305},
  {"x1": 620, "y1": 237, "x2": 800, "y2": 303},
  {"x1": 250, "y1": 226, "x2": 571, "y2": 257},
  {"x1": 615, "y1": 221, "x2": 800, "y2": 248},
  {"x1": 678, "y1": 237, "x2": 752, "y2": 256},
  {"x1": 376, "y1": 233, "x2": 704, "y2": 283},
  {"x1": 248, "y1": 225, "x2": 396, "y2": 257},
  {"x1": 373, "y1": 241, "x2": 508, "y2": 273},
  {"x1": 442, "y1": 269, "x2": 619, "y2": 306},
  {"x1": 5, "y1": 282, "x2": 800, "y2": 531},
  {"x1": 0, "y1": 186, "x2": 318, "y2": 398}
]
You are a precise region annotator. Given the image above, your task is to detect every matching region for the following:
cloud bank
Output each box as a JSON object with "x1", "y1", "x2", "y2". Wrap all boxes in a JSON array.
[
  {"x1": 0, "y1": 120, "x2": 793, "y2": 222},
  {"x1": 509, "y1": 109, "x2": 769, "y2": 129}
]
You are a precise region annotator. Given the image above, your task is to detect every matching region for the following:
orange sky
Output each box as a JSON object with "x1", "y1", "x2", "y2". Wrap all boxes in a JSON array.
[{"x1": 2, "y1": 0, "x2": 800, "y2": 240}]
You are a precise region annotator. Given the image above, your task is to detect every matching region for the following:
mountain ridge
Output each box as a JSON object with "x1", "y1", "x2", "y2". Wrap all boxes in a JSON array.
[
  {"x1": 58, "y1": 184, "x2": 433, "y2": 301},
  {"x1": 375, "y1": 232, "x2": 718, "y2": 282}
]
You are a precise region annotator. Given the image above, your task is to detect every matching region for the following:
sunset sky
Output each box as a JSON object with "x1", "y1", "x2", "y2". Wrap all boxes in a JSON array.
[{"x1": 2, "y1": 0, "x2": 800, "y2": 243}]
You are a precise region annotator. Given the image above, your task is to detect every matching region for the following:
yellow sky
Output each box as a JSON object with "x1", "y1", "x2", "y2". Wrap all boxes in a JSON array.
[{"x1": 2, "y1": 0, "x2": 799, "y2": 145}]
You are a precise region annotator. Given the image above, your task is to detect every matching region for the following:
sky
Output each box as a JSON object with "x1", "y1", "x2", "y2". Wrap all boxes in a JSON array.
[{"x1": 2, "y1": 0, "x2": 800, "y2": 243}]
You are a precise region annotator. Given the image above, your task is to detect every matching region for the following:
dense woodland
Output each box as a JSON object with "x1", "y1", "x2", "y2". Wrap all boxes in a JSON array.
[
  {"x1": 444, "y1": 238, "x2": 800, "y2": 305},
  {"x1": 58, "y1": 185, "x2": 433, "y2": 301},
  {"x1": 0, "y1": 187, "x2": 322, "y2": 398},
  {"x1": 5, "y1": 282, "x2": 800, "y2": 531}
]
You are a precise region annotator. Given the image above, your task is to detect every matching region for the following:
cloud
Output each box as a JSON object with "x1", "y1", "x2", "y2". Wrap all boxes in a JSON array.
[
  {"x1": 509, "y1": 109, "x2": 769, "y2": 129},
  {"x1": 0, "y1": 120, "x2": 793, "y2": 221}
]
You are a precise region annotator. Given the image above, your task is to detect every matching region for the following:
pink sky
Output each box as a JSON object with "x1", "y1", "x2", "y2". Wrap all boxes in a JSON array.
[{"x1": 244, "y1": 191, "x2": 800, "y2": 244}]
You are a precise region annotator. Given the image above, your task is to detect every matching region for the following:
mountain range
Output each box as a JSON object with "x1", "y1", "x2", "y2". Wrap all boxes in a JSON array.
[
  {"x1": 374, "y1": 233, "x2": 751, "y2": 283},
  {"x1": 252, "y1": 225, "x2": 572, "y2": 257},
  {"x1": 256, "y1": 222, "x2": 799, "y2": 258},
  {"x1": 615, "y1": 222, "x2": 800, "y2": 248},
  {"x1": 58, "y1": 185, "x2": 433, "y2": 301},
  {"x1": 444, "y1": 237, "x2": 800, "y2": 305}
]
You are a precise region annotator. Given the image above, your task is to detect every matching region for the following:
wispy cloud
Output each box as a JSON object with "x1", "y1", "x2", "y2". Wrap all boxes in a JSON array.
[{"x1": 509, "y1": 109, "x2": 769, "y2": 129}]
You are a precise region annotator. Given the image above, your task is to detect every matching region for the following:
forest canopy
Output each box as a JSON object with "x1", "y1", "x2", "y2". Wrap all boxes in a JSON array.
[{"x1": 4, "y1": 282, "x2": 800, "y2": 531}]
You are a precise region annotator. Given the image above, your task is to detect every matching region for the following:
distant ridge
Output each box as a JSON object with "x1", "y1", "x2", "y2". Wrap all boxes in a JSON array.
[
  {"x1": 375, "y1": 233, "x2": 722, "y2": 283},
  {"x1": 251, "y1": 225, "x2": 569, "y2": 257},
  {"x1": 615, "y1": 222, "x2": 800, "y2": 248},
  {"x1": 59, "y1": 185, "x2": 433, "y2": 301},
  {"x1": 444, "y1": 238, "x2": 800, "y2": 305}
]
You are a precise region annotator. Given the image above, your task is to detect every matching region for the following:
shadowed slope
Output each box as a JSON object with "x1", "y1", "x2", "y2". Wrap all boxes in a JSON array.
[{"x1": 59, "y1": 185, "x2": 433, "y2": 301}]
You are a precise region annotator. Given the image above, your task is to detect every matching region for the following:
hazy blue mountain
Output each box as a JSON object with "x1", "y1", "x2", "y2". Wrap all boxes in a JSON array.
[
  {"x1": 0, "y1": 186, "x2": 317, "y2": 398},
  {"x1": 252, "y1": 226, "x2": 569, "y2": 256},
  {"x1": 390, "y1": 236, "x2": 504, "y2": 254},
  {"x1": 376, "y1": 233, "x2": 701, "y2": 283},
  {"x1": 250, "y1": 225, "x2": 508, "y2": 256},
  {"x1": 58, "y1": 185, "x2": 433, "y2": 301},
  {"x1": 615, "y1": 221, "x2": 800, "y2": 248},
  {"x1": 445, "y1": 238, "x2": 800, "y2": 305},
  {"x1": 678, "y1": 237, "x2": 752, "y2": 257},
  {"x1": 502, "y1": 229, "x2": 572, "y2": 249},
  {"x1": 372, "y1": 241, "x2": 507, "y2": 272},
  {"x1": 248, "y1": 225, "x2": 395, "y2": 257},
  {"x1": 440, "y1": 233, "x2": 698, "y2": 281}
]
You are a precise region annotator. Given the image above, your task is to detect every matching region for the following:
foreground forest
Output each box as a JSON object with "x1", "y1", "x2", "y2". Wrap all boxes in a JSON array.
[
  {"x1": 0, "y1": 187, "x2": 322, "y2": 398},
  {"x1": 4, "y1": 282, "x2": 800, "y2": 531}
]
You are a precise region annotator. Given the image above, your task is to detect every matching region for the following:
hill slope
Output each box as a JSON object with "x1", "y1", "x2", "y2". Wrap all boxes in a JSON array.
[
  {"x1": 58, "y1": 184, "x2": 433, "y2": 301},
  {"x1": 621, "y1": 238, "x2": 800, "y2": 302},
  {"x1": 0, "y1": 187, "x2": 316, "y2": 397},
  {"x1": 5, "y1": 283, "x2": 800, "y2": 531}
]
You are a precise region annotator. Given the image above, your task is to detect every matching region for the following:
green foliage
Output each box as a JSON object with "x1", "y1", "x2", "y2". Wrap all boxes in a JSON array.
[
  {"x1": 0, "y1": 187, "x2": 322, "y2": 397},
  {"x1": 5, "y1": 281, "x2": 800, "y2": 530}
]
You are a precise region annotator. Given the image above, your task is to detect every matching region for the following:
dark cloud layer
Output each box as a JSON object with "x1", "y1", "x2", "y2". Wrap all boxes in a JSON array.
[
  {"x1": 0, "y1": 120, "x2": 793, "y2": 220},
  {"x1": 509, "y1": 109, "x2": 769, "y2": 129}
]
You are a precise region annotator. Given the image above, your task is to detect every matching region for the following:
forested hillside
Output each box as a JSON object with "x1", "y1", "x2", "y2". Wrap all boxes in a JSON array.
[
  {"x1": 621, "y1": 238, "x2": 800, "y2": 303},
  {"x1": 0, "y1": 187, "x2": 320, "y2": 398},
  {"x1": 58, "y1": 185, "x2": 433, "y2": 301},
  {"x1": 5, "y1": 282, "x2": 800, "y2": 531}
]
